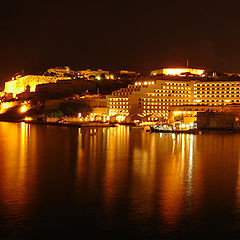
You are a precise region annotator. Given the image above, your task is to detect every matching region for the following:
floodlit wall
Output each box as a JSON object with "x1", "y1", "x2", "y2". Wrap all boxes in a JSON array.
[
  {"x1": 0, "y1": 102, "x2": 18, "y2": 114},
  {"x1": 197, "y1": 112, "x2": 237, "y2": 130},
  {"x1": 151, "y1": 68, "x2": 205, "y2": 76},
  {"x1": 4, "y1": 75, "x2": 71, "y2": 97}
]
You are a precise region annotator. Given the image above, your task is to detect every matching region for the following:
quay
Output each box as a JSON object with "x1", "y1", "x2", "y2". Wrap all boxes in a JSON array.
[{"x1": 22, "y1": 120, "x2": 118, "y2": 128}]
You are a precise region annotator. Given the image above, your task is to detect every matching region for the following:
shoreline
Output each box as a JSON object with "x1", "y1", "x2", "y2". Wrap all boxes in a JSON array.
[
  {"x1": 26, "y1": 120, "x2": 119, "y2": 128},
  {"x1": 0, "y1": 120, "x2": 239, "y2": 133},
  {"x1": 0, "y1": 119, "x2": 124, "y2": 128}
]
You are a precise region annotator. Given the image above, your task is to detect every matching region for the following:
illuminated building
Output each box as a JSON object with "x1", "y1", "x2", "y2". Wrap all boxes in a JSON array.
[
  {"x1": 4, "y1": 75, "x2": 71, "y2": 97},
  {"x1": 0, "y1": 102, "x2": 17, "y2": 114},
  {"x1": 107, "y1": 73, "x2": 240, "y2": 122},
  {"x1": 75, "y1": 69, "x2": 111, "y2": 80},
  {"x1": 192, "y1": 81, "x2": 240, "y2": 105},
  {"x1": 47, "y1": 67, "x2": 115, "y2": 79},
  {"x1": 151, "y1": 68, "x2": 205, "y2": 76},
  {"x1": 107, "y1": 80, "x2": 190, "y2": 120},
  {"x1": 115, "y1": 70, "x2": 140, "y2": 81},
  {"x1": 47, "y1": 66, "x2": 74, "y2": 76}
]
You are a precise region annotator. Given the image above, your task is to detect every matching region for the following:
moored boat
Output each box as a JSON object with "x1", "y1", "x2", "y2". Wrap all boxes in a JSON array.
[{"x1": 150, "y1": 123, "x2": 198, "y2": 134}]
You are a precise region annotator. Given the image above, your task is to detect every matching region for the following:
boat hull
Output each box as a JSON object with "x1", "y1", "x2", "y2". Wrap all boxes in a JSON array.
[{"x1": 150, "y1": 126, "x2": 198, "y2": 134}]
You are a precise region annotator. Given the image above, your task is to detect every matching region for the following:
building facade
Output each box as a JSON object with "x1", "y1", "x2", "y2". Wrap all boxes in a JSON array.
[
  {"x1": 4, "y1": 75, "x2": 71, "y2": 97},
  {"x1": 150, "y1": 68, "x2": 205, "y2": 76},
  {"x1": 47, "y1": 66, "x2": 74, "y2": 76},
  {"x1": 75, "y1": 69, "x2": 111, "y2": 80},
  {"x1": 107, "y1": 77, "x2": 240, "y2": 121}
]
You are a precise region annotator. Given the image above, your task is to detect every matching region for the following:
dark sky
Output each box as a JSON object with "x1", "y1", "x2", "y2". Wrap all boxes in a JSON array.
[{"x1": 0, "y1": 0, "x2": 240, "y2": 82}]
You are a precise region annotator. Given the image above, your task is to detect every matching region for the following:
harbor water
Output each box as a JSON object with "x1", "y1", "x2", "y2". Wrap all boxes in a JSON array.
[{"x1": 1, "y1": 122, "x2": 240, "y2": 238}]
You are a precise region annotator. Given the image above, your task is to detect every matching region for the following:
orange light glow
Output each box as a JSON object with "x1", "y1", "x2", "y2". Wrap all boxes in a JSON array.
[
  {"x1": 151, "y1": 68, "x2": 205, "y2": 76},
  {"x1": 20, "y1": 104, "x2": 29, "y2": 113},
  {"x1": 0, "y1": 102, "x2": 16, "y2": 114},
  {"x1": 4, "y1": 75, "x2": 71, "y2": 97},
  {"x1": 24, "y1": 117, "x2": 32, "y2": 121},
  {"x1": 20, "y1": 106, "x2": 27, "y2": 113},
  {"x1": 173, "y1": 111, "x2": 183, "y2": 116}
]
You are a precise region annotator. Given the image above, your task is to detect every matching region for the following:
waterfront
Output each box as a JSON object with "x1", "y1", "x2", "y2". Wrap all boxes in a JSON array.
[{"x1": 1, "y1": 122, "x2": 240, "y2": 238}]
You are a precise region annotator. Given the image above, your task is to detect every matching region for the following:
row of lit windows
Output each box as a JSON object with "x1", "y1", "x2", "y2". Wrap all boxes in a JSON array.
[
  {"x1": 142, "y1": 113, "x2": 167, "y2": 118},
  {"x1": 143, "y1": 101, "x2": 188, "y2": 105},
  {"x1": 195, "y1": 87, "x2": 240, "y2": 90},
  {"x1": 195, "y1": 95, "x2": 240, "y2": 98},
  {"x1": 143, "y1": 103, "x2": 186, "y2": 106},
  {"x1": 166, "y1": 82, "x2": 189, "y2": 86},
  {"x1": 143, "y1": 106, "x2": 169, "y2": 109},
  {"x1": 113, "y1": 92, "x2": 131, "y2": 96},
  {"x1": 195, "y1": 99, "x2": 239, "y2": 102},
  {"x1": 109, "y1": 106, "x2": 129, "y2": 108},
  {"x1": 110, "y1": 102, "x2": 128, "y2": 105},
  {"x1": 143, "y1": 109, "x2": 169, "y2": 114},
  {"x1": 171, "y1": 93, "x2": 190, "y2": 97},
  {"x1": 134, "y1": 81, "x2": 155, "y2": 86},
  {"x1": 195, "y1": 83, "x2": 239, "y2": 87},
  {"x1": 148, "y1": 93, "x2": 190, "y2": 97},
  {"x1": 148, "y1": 117, "x2": 163, "y2": 120},
  {"x1": 194, "y1": 91, "x2": 240, "y2": 94},
  {"x1": 162, "y1": 86, "x2": 190, "y2": 90},
  {"x1": 119, "y1": 88, "x2": 140, "y2": 92},
  {"x1": 110, "y1": 110, "x2": 129, "y2": 112},
  {"x1": 109, "y1": 98, "x2": 128, "y2": 101},
  {"x1": 153, "y1": 90, "x2": 190, "y2": 93},
  {"x1": 128, "y1": 85, "x2": 141, "y2": 88},
  {"x1": 143, "y1": 98, "x2": 189, "y2": 102},
  {"x1": 194, "y1": 103, "x2": 236, "y2": 106}
]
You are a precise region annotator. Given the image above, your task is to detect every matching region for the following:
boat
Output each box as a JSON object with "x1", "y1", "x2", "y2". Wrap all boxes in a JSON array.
[
  {"x1": 130, "y1": 125, "x2": 145, "y2": 130},
  {"x1": 150, "y1": 123, "x2": 199, "y2": 134},
  {"x1": 80, "y1": 122, "x2": 117, "y2": 127}
]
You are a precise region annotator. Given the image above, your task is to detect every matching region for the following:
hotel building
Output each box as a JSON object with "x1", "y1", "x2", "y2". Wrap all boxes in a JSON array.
[{"x1": 107, "y1": 68, "x2": 240, "y2": 121}]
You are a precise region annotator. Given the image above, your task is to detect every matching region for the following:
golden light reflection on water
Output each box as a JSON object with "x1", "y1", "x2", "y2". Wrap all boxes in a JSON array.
[
  {"x1": 74, "y1": 127, "x2": 200, "y2": 229},
  {"x1": 157, "y1": 134, "x2": 195, "y2": 228},
  {"x1": 2, "y1": 123, "x2": 240, "y2": 236},
  {"x1": 68, "y1": 127, "x2": 240, "y2": 231},
  {"x1": 0, "y1": 122, "x2": 34, "y2": 226}
]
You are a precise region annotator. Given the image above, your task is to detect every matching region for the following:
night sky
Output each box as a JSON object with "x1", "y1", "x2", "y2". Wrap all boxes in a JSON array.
[{"x1": 0, "y1": 0, "x2": 240, "y2": 82}]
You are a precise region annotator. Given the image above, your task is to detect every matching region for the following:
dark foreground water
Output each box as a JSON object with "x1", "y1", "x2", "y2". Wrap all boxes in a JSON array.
[{"x1": 1, "y1": 122, "x2": 240, "y2": 239}]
